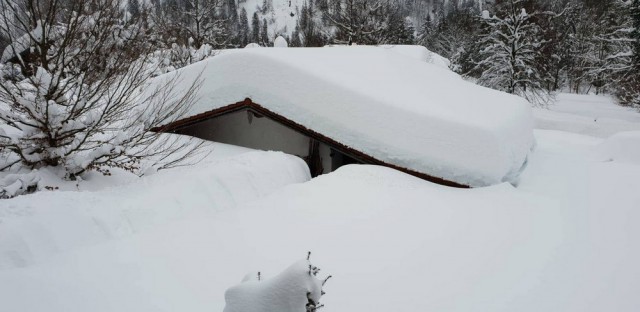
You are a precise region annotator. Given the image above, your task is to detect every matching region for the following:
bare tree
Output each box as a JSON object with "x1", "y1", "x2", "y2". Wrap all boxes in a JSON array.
[
  {"x1": 0, "y1": 0, "x2": 204, "y2": 197},
  {"x1": 325, "y1": 0, "x2": 389, "y2": 45},
  {"x1": 151, "y1": 0, "x2": 230, "y2": 49},
  {"x1": 147, "y1": 0, "x2": 229, "y2": 69}
]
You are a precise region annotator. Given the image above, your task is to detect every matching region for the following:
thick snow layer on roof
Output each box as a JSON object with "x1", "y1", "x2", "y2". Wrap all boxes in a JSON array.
[
  {"x1": 155, "y1": 46, "x2": 534, "y2": 186},
  {"x1": 378, "y1": 44, "x2": 451, "y2": 69}
]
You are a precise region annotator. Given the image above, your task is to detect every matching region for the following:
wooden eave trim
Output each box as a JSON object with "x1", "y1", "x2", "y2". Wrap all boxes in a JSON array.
[{"x1": 153, "y1": 98, "x2": 469, "y2": 188}]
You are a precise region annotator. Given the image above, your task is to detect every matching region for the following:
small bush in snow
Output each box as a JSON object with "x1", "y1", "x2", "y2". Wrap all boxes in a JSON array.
[
  {"x1": 0, "y1": 0, "x2": 203, "y2": 197},
  {"x1": 224, "y1": 253, "x2": 331, "y2": 312}
]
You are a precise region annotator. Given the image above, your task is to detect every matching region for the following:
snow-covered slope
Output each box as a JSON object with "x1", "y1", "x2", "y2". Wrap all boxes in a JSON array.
[
  {"x1": 240, "y1": 0, "x2": 302, "y2": 38},
  {"x1": 0, "y1": 147, "x2": 310, "y2": 269},
  {"x1": 534, "y1": 93, "x2": 640, "y2": 137},
  {"x1": 1, "y1": 94, "x2": 639, "y2": 312},
  {"x1": 153, "y1": 46, "x2": 534, "y2": 187},
  {"x1": 1, "y1": 128, "x2": 639, "y2": 311}
]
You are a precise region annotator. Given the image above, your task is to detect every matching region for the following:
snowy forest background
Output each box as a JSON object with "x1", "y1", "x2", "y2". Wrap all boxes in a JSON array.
[
  {"x1": 0, "y1": 0, "x2": 638, "y2": 196},
  {"x1": 1, "y1": 0, "x2": 638, "y2": 105},
  {"x1": 137, "y1": 0, "x2": 635, "y2": 106}
]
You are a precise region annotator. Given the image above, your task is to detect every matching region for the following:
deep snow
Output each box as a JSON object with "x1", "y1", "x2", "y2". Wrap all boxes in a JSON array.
[
  {"x1": 534, "y1": 93, "x2": 640, "y2": 137},
  {"x1": 0, "y1": 144, "x2": 310, "y2": 269},
  {"x1": 150, "y1": 46, "x2": 534, "y2": 187},
  {"x1": 0, "y1": 94, "x2": 639, "y2": 312}
]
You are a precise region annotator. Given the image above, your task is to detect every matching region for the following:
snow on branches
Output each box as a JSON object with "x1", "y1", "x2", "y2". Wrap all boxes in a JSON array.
[
  {"x1": 0, "y1": 0, "x2": 204, "y2": 197},
  {"x1": 474, "y1": 0, "x2": 551, "y2": 106}
]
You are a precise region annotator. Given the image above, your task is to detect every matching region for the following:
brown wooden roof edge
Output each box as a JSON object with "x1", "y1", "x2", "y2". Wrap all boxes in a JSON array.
[{"x1": 153, "y1": 98, "x2": 470, "y2": 189}]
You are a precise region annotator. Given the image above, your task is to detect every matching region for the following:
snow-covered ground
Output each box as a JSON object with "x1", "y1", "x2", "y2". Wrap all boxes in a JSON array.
[
  {"x1": 534, "y1": 93, "x2": 640, "y2": 137},
  {"x1": 1, "y1": 93, "x2": 639, "y2": 312},
  {"x1": 0, "y1": 143, "x2": 310, "y2": 269}
]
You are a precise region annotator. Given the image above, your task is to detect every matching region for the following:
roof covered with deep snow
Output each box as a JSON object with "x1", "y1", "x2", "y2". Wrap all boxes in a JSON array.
[{"x1": 152, "y1": 46, "x2": 534, "y2": 187}]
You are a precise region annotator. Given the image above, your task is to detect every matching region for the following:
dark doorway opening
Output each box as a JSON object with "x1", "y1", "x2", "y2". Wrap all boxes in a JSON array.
[{"x1": 330, "y1": 148, "x2": 363, "y2": 171}]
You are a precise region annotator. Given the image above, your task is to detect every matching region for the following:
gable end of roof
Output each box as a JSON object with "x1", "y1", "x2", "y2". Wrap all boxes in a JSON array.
[{"x1": 154, "y1": 98, "x2": 470, "y2": 188}]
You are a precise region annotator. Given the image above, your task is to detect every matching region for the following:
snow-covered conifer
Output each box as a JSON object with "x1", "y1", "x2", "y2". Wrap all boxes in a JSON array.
[
  {"x1": 325, "y1": 0, "x2": 390, "y2": 45},
  {"x1": 474, "y1": 0, "x2": 551, "y2": 105},
  {"x1": 251, "y1": 12, "x2": 261, "y2": 44},
  {"x1": 238, "y1": 8, "x2": 250, "y2": 46},
  {"x1": 260, "y1": 18, "x2": 270, "y2": 46}
]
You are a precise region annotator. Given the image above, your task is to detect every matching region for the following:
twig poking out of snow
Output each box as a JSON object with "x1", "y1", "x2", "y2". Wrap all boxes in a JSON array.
[
  {"x1": 322, "y1": 275, "x2": 332, "y2": 287},
  {"x1": 223, "y1": 256, "x2": 330, "y2": 312}
]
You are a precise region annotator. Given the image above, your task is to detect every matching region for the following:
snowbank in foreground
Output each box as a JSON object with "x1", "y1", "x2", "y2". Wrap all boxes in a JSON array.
[
  {"x1": 151, "y1": 47, "x2": 534, "y2": 186},
  {"x1": 0, "y1": 149, "x2": 310, "y2": 269},
  {"x1": 1, "y1": 129, "x2": 638, "y2": 312}
]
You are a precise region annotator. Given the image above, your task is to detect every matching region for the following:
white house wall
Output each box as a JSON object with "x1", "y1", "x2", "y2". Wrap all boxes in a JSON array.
[
  {"x1": 318, "y1": 143, "x2": 332, "y2": 175},
  {"x1": 178, "y1": 110, "x2": 333, "y2": 174}
]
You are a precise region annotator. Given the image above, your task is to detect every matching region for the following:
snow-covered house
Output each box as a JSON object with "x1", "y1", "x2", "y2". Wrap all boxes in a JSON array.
[{"x1": 153, "y1": 46, "x2": 534, "y2": 187}]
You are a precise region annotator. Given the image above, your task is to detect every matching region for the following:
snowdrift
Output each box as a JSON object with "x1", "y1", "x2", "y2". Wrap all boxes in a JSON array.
[
  {"x1": 3, "y1": 151, "x2": 640, "y2": 311},
  {"x1": 593, "y1": 131, "x2": 640, "y2": 164},
  {"x1": 151, "y1": 46, "x2": 534, "y2": 187},
  {"x1": 0, "y1": 149, "x2": 310, "y2": 269}
]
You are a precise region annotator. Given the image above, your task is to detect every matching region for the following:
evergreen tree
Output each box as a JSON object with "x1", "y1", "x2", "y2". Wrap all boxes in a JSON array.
[
  {"x1": 417, "y1": 14, "x2": 436, "y2": 47},
  {"x1": 290, "y1": 26, "x2": 303, "y2": 46},
  {"x1": 632, "y1": 0, "x2": 640, "y2": 68},
  {"x1": 298, "y1": 1, "x2": 326, "y2": 46},
  {"x1": 251, "y1": 12, "x2": 261, "y2": 43},
  {"x1": 238, "y1": 8, "x2": 250, "y2": 46},
  {"x1": 261, "y1": 18, "x2": 270, "y2": 46},
  {"x1": 418, "y1": 3, "x2": 479, "y2": 74},
  {"x1": 382, "y1": 10, "x2": 414, "y2": 44},
  {"x1": 474, "y1": 0, "x2": 550, "y2": 105},
  {"x1": 227, "y1": 0, "x2": 239, "y2": 24},
  {"x1": 325, "y1": 0, "x2": 390, "y2": 45},
  {"x1": 615, "y1": 0, "x2": 640, "y2": 107}
]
